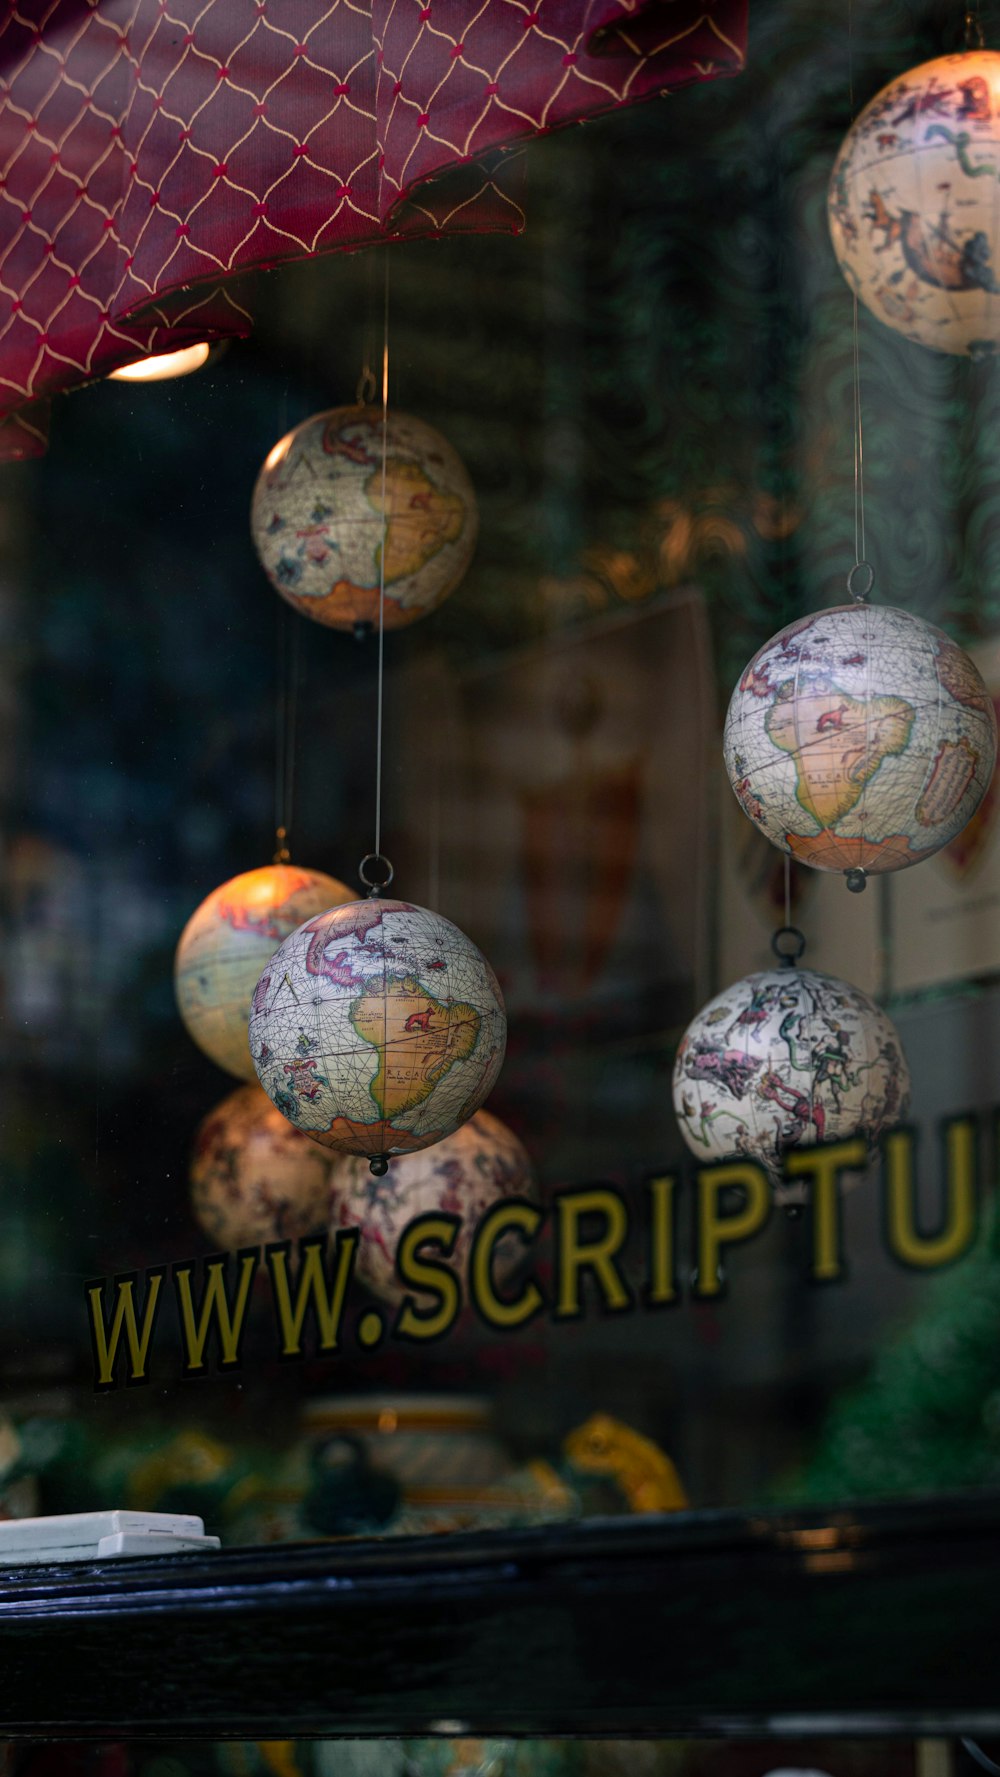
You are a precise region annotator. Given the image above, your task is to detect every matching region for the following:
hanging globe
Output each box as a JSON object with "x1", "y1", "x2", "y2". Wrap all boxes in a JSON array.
[
  {"x1": 724, "y1": 603, "x2": 997, "y2": 884},
  {"x1": 250, "y1": 405, "x2": 478, "y2": 632},
  {"x1": 330, "y1": 1108, "x2": 538, "y2": 1307},
  {"x1": 190, "y1": 1083, "x2": 336, "y2": 1250},
  {"x1": 175, "y1": 864, "x2": 353, "y2": 1081},
  {"x1": 673, "y1": 964, "x2": 910, "y2": 1189},
  {"x1": 249, "y1": 898, "x2": 507, "y2": 1169},
  {"x1": 829, "y1": 50, "x2": 1000, "y2": 355}
]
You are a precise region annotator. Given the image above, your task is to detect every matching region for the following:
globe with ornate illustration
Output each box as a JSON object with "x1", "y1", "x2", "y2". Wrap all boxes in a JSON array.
[
  {"x1": 175, "y1": 864, "x2": 353, "y2": 1081},
  {"x1": 673, "y1": 965, "x2": 910, "y2": 1191},
  {"x1": 251, "y1": 405, "x2": 478, "y2": 632},
  {"x1": 329, "y1": 1108, "x2": 537, "y2": 1306},
  {"x1": 829, "y1": 50, "x2": 1000, "y2": 355},
  {"x1": 190, "y1": 1083, "x2": 336, "y2": 1250},
  {"x1": 724, "y1": 603, "x2": 997, "y2": 883},
  {"x1": 249, "y1": 899, "x2": 507, "y2": 1167}
]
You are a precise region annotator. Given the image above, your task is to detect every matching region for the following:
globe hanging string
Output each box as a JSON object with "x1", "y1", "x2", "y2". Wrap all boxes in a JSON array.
[{"x1": 273, "y1": 596, "x2": 301, "y2": 865}]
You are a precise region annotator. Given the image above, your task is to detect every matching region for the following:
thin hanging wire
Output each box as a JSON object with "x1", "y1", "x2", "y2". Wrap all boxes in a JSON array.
[
  {"x1": 771, "y1": 855, "x2": 804, "y2": 970},
  {"x1": 847, "y1": 0, "x2": 873, "y2": 605},
  {"x1": 357, "y1": 250, "x2": 378, "y2": 406},
  {"x1": 373, "y1": 253, "x2": 390, "y2": 866},
  {"x1": 852, "y1": 296, "x2": 866, "y2": 570},
  {"x1": 274, "y1": 603, "x2": 300, "y2": 863},
  {"x1": 965, "y1": 2, "x2": 985, "y2": 49}
]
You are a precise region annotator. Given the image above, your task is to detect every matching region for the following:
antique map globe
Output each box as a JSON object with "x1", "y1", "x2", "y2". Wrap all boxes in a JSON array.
[
  {"x1": 673, "y1": 967, "x2": 910, "y2": 1188},
  {"x1": 724, "y1": 604, "x2": 997, "y2": 877},
  {"x1": 829, "y1": 50, "x2": 1000, "y2": 355},
  {"x1": 175, "y1": 864, "x2": 353, "y2": 1081},
  {"x1": 250, "y1": 405, "x2": 478, "y2": 631},
  {"x1": 190, "y1": 1083, "x2": 335, "y2": 1251},
  {"x1": 249, "y1": 899, "x2": 507, "y2": 1164},
  {"x1": 330, "y1": 1108, "x2": 538, "y2": 1307}
]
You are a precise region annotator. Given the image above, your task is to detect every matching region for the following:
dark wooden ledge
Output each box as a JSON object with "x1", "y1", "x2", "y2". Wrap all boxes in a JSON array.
[{"x1": 0, "y1": 1495, "x2": 997, "y2": 1738}]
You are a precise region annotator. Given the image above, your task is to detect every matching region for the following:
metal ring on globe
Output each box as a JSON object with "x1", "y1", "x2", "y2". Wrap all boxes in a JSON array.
[
  {"x1": 358, "y1": 852, "x2": 394, "y2": 894},
  {"x1": 770, "y1": 925, "x2": 806, "y2": 967},
  {"x1": 846, "y1": 560, "x2": 874, "y2": 603}
]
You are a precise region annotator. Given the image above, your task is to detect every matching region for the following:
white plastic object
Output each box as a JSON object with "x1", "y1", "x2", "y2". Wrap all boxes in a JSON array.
[{"x1": 0, "y1": 1509, "x2": 220, "y2": 1565}]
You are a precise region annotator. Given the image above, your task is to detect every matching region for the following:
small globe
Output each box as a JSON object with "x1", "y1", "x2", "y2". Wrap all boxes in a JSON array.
[
  {"x1": 250, "y1": 405, "x2": 478, "y2": 631},
  {"x1": 190, "y1": 1083, "x2": 335, "y2": 1250},
  {"x1": 724, "y1": 603, "x2": 997, "y2": 877},
  {"x1": 330, "y1": 1108, "x2": 538, "y2": 1307},
  {"x1": 249, "y1": 898, "x2": 507, "y2": 1163},
  {"x1": 829, "y1": 50, "x2": 1000, "y2": 355},
  {"x1": 175, "y1": 864, "x2": 353, "y2": 1081},
  {"x1": 673, "y1": 967, "x2": 910, "y2": 1188}
]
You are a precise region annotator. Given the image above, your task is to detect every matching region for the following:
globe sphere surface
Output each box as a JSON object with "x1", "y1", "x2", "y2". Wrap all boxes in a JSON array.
[
  {"x1": 330, "y1": 1108, "x2": 538, "y2": 1307},
  {"x1": 249, "y1": 898, "x2": 507, "y2": 1161},
  {"x1": 724, "y1": 604, "x2": 997, "y2": 876},
  {"x1": 175, "y1": 864, "x2": 354, "y2": 1081},
  {"x1": 251, "y1": 405, "x2": 478, "y2": 631},
  {"x1": 673, "y1": 967, "x2": 910, "y2": 1187},
  {"x1": 190, "y1": 1083, "x2": 335, "y2": 1250},
  {"x1": 829, "y1": 50, "x2": 1000, "y2": 354}
]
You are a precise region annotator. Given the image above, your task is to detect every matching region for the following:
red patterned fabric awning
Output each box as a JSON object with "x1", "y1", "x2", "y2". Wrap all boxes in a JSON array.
[{"x1": 0, "y1": 0, "x2": 747, "y2": 460}]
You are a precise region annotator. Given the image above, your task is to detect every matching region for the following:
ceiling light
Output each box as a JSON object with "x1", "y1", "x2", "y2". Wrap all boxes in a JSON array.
[{"x1": 108, "y1": 341, "x2": 212, "y2": 383}]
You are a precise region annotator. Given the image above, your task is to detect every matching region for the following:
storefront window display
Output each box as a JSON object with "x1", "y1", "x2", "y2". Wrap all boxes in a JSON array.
[{"x1": 2, "y1": 0, "x2": 1000, "y2": 1755}]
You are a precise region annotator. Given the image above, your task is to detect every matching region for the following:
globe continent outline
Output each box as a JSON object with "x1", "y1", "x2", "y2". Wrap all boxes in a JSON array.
[
  {"x1": 250, "y1": 898, "x2": 507, "y2": 1159},
  {"x1": 724, "y1": 604, "x2": 997, "y2": 874}
]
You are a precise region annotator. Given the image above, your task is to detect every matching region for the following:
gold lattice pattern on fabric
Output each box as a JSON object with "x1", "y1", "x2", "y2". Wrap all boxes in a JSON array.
[{"x1": 0, "y1": 0, "x2": 747, "y2": 457}]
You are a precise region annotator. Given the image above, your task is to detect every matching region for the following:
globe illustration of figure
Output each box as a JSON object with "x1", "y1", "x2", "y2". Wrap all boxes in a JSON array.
[
  {"x1": 175, "y1": 864, "x2": 354, "y2": 1081},
  {"x1": 673, "y1": 966, "x2": 910, "y2": 1192},
  {"x1": 724, "y1": 604, "x2": 997, "y2": 884},
  {"x1": 828, "y1": 50, "x2": 1000, "y2": 355},
  {"x1": 190, "y1": 1083, "x2": 337, "y2": 1251},
  {"x1": 249, "y1": 899, "x2": 507, "y2": 1169},
  {"x1": 251, "y1": 405, "x2": 478, "y2": 632},
  {"x1": 329, "y1": 1108, "x2": 538, "y2": 1307}
]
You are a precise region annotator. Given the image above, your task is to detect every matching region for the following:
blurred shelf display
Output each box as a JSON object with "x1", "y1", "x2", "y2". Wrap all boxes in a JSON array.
[{"x1": 0, "y1": 1498, "x2": 998, "y2": 1738}]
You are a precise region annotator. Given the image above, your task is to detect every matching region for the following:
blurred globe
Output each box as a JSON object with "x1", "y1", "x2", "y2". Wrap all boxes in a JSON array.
[
  {"x1": 175, "y1": 864, "x2": 353, "y2": 1080},
  {"x1": 724, "y1": 603, "x2": 997, "y2": 879},
  {"x1": 400, "y1": 1742, "x2": 581, "y2": 1777},
  {"x1": 673, "y1": 966, "x2": 909, "y2": 1190},
  {"x1": 190, "y1": 1082, "x2": 335, "y2": 1249},
  {"x1": 250, "y1": 898, "x2": 507, "y2": 1166},
  {"x1": 251, "y1": 405, "x2": 478, "y2": 631},
  {"x1": 829, "y1": 50, "x2": 1000, "y2": 355},
  {"x1": 331, "y1": 1108, "x2": 537, "y2": 1305}
]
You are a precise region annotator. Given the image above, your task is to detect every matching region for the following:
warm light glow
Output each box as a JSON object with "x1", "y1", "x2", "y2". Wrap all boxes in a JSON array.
[
  {"x1": 264, "y1": 433, "x2": 293, "y2": 472},
  {"x1": 109, "y1": 341, "x2": 212, "y2": 383}
]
